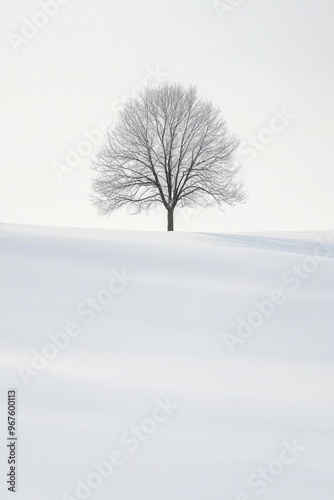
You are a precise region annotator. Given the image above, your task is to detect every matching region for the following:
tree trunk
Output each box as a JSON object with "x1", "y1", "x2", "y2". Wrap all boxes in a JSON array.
[{"x1": 167, "y1": 208, "x2": 174, "y2": 231}]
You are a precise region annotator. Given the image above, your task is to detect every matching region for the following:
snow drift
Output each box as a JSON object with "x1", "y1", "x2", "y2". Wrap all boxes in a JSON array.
[{"x1": 0, "y1": 224, "x2": 333, "y2": 499}]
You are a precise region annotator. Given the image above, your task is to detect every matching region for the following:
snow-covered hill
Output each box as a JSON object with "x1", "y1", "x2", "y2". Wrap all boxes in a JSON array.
[{"x1": 0, "y1": 224, "x2": 333, "y2": 499}]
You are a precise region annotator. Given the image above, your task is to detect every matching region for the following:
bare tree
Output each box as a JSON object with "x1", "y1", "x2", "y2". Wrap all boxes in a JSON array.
[{"x1": 91, "y1": 83, "x2": 246, "y2": 231}]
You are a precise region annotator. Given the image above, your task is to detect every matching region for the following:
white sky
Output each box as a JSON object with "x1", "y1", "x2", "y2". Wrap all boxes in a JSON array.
[{"x1": 1, "y1": 0, "x2": 333, "y2": 232}]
